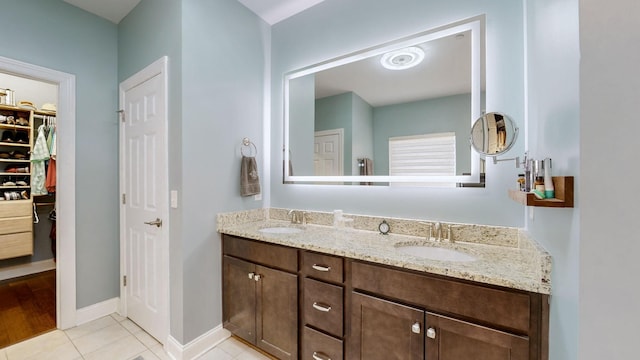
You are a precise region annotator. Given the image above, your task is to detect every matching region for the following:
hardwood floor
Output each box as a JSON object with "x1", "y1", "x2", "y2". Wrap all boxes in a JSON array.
[{"x1": 0, "y1": 270, "x2": 56, "y2": 349}]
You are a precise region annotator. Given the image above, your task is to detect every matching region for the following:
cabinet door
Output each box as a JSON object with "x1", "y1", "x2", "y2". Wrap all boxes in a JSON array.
[
  {"x1": 256, "y1": 264, "x2": 298, "y2": 360},
  {"x1": 425, "y1": 313, "x2": 529, "y2": 360},
  {"x1": 223, "y1": 255, "x2": 256, "y2": 343},
  {"x1": 350, "y1": 292, "x2": 424, "y2": 360}
]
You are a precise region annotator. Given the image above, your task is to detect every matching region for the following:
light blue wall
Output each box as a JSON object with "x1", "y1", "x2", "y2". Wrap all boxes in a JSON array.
[
  {"x1": 373, "y1": 94, "x2": 471, "y2": 176},
  {"x1": 181, "y1": 0, "x2": 268, "y2": 343},
  {"x1": 315, "y1": 93, "x2": 353, "y2": 175},
  {"x1": 524, "y1": 1, "x2": 580, "y2": 359},
  {"x1": 270, "y1": 0, "x2": 525, "y2": 226},
  {"x1": 118, "y1": 0, "x2": 185, "y2": 340},
  {"x1": 0, "y1": 0, "x2": 119, "y2": 308},
  {"x1": 351, "y1": 93, "x2": 373, "y2": 175}
]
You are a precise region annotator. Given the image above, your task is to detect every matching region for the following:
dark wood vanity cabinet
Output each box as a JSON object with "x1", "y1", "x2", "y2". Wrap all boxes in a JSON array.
[
  {"x1": 221, "y1": 235, "x2": 548, "y2": 360},
  {"x1": 348, "y1": 260, "x2": 546, "y2": 360},
  {"x1": 222, "y1": 235, "x2": 298, "y2": 360}
]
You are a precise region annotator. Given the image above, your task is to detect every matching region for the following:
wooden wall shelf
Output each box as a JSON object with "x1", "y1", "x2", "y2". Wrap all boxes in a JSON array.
[{"x1": 508, "y1": 176, "x2": 574, "y2": 208}]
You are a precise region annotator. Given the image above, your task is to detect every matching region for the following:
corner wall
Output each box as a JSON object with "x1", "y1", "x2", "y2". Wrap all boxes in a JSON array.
[
  {"x1": 0, "y1": 0, "x2": 119, "y2": 308},
  {"x1": 524, "y1": 1, "x2": 580, "y2": 359},
  {"x1": 579, "y1": 0, "x2": 640, "y2": 358}
]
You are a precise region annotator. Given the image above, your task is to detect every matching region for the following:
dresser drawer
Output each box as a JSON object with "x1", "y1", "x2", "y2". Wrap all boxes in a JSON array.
[
  {"x1": 0, "y1": 200, "x2": 31, "y2": 218},
  {"x1": 222, "y1": 234, "x2": 298, "y2": 272},
  {"x1": 0, "y1": 216, "x2": 32, "y2": 235},
  {"x1": 303, "y1": 278, "x2": 344, "y2": 337},
  {"x1": 0, "y1": 231, "x2": 33, "y2": 260},
  {"x1": 302, "y1": 251, "x2": 343, "y2": 283},
  {"x1": 302, "y1": 326, "x2": 343, "y2": 360}
]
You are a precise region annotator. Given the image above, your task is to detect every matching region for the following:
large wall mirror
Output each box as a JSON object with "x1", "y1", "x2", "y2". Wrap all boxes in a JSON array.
[{"x1": 283, "y1": 16, "x2": 485, "y2": 186}]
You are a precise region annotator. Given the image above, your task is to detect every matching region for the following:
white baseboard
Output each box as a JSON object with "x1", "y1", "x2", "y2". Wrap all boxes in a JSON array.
[
  {"x1": 0, "y1": 259, "x2": 56, "y2": 281},
  {"x1": 75, "y1": 297, "x2": 119, "y2": 326},
  {"x1": 165, "y1": 324, "x2": 231, "y2": 360}
]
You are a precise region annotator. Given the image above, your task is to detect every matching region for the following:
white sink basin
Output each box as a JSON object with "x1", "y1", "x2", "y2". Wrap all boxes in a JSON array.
[
  {"x1": 259, "y1": 227, "x2": 304, "y2": 234},
  {"x1": 396, "y1": 245, "x2": 476, "y2": 262}
]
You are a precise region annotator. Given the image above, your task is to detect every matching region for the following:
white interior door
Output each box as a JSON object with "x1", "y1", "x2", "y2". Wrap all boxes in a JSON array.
[
  {"x1": 314, "y1": 129, "x2": 343, "y2": 176},
  {"x1": 120, "y1": 57, "x2": 169, "y2": 343}
]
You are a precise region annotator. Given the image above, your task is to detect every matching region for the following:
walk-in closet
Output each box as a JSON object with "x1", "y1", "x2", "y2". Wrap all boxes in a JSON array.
[{"x1": 0, "y1": 73, "x2": 57, "y2": 348}]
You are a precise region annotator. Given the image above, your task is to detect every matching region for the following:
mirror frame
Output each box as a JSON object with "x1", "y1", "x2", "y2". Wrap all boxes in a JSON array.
[{"x1": 283, "y1": 17, "x2": 484, "y2": 184}]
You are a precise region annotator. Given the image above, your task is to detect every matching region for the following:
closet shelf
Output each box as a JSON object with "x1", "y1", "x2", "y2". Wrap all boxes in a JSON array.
[
  {"x1": 0, "y1": 172, "x2": 31, "y2": 176},
  {"x1": 508, "y1": 176, "x2": 574, "y2": 208},
  {"x1": 0, "y1": 142, "x2": 30, "y2": 147},
  {"x1": 0, "y1": 186, "x2": 30, "y2": 189},
  {"x1": 0, "y1": 159, "x2": 30, "y2": 163},
  {"x1": 0, "y1": 124, "x2": 30, "y2": 131}
]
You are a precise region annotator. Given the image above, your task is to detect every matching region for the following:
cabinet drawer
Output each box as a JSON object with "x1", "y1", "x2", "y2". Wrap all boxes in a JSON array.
[
  {"x1": 0, "y1": 231, "x2": 33, "y2": 260},
  {"x1": 223, "y1": 234, "x2": 298, "y2": 272},
  {"x1": 0, "y1": 216, "x2": 32, "y2": 235},
  {"x1": 302, "y1": 326, "x2": 343, "y2": 360},
  {"x1": 302, "y1": 251, "x2": 343, "y2": 283},
  {"x1": 0, "y1": 200, "x2": 31, "y2": 218},
  {"x1": 351, "y1": 261, "x2": 531, "y2": 334},
  {"x1": 303, "y1": 278, "x2": 344, "y2": 337}
]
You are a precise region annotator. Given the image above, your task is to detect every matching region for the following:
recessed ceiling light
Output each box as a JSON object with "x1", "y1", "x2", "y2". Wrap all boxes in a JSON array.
[{"x1": 380, "y1": 46, "x2": 425, "y2": 70}]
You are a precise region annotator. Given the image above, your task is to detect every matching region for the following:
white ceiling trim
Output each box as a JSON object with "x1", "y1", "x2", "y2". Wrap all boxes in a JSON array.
[
  {"x1": 237, "y1": 0, "x2": 325, "y2": 24},
  {"x1": 63, "y1": 0, "x2": 141, "y2": 24}
]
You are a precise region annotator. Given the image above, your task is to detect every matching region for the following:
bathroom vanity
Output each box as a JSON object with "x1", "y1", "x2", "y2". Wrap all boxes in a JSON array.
[{"x1": 218, "y1": 209, "x2": 550, "y2": 360}]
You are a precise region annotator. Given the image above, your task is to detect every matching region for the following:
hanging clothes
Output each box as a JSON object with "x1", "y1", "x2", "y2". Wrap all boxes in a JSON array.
[
  {"x1": 45, "y1": 158, "x2": 56, "y2": 193},
  {"x1": 30, "y1": 125, "x2": 50, "y2": 196}
]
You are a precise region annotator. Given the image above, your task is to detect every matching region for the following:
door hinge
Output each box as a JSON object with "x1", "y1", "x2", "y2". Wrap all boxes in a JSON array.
[
  {"x1": 123, "y1": 275, "x2": 127, "y2": 287},
  {"x1": 117, "y1": 109, "x2": 125, "y2": 122},
  {"x1": 122, "y1": 193, "x2": 126, "y2": 204}
]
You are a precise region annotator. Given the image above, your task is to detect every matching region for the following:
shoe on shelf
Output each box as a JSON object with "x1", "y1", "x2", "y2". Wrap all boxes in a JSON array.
[
  {"x1": 15, "y1": 116, "x2": 29, "y2": 126},
  {"x1": 1, "y1": 130, "x2": 15, "y2": 142},
  {"x1": 14, "y1": 131, "x2": 28, "y2": 144}
]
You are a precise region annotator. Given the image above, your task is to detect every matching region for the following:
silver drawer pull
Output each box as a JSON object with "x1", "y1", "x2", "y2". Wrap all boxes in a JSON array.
[
  {"x1": 312, "y1": 264, "x2": 331, "y2": 272},
  {"x1": 312, "y1": 302, "x2": 332, "y2": 312},
  {"x1": 313, "y1": 351, "x2": 331, "y2": 360}
]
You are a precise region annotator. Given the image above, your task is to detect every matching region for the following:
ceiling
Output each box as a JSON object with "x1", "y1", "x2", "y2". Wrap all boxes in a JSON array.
[{"x1": 63, "y1": 0, "x2": 325, "y2": 24}]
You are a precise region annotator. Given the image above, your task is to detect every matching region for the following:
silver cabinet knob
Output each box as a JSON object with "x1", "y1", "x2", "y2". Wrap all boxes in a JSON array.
[
  {"x1": 144, "y1": 218, "x2": 163, "y2": 227},
  {"x1": 312, "y1": 351, "x2": 331, "y2": 360},
  {"x1": 253, "y1": 274, "x2": 261, "y2": 281},
  {"x1": 312, "y1": 302, "x2": 332, "y2": 312},
  {"x1": 426, "y1": 327, "x2": 436, "y2": 339},
  {"x1": 248, "y1": 272, "x2": 255, "y2": 280},
  {"x1": 411, "y1": 322, "x2": 421, "y2": 334}
]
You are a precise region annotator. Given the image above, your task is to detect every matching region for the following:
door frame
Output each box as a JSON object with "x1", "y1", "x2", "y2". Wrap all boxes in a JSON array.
[
  {"x1": 118, "y1": 56, "x2": 170, "y2": 342},
  {"x1": 0, "y1": 55, "x2": 77, "y2": 329}
]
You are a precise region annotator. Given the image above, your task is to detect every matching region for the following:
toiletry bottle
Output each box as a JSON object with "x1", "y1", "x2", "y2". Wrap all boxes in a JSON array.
[
  {"x1": 543, "y1": 158, "x2": 555, "y2": 199},
  {"x1": 518, "y1": 174, "x2": 525, "y2": 191},
  {"x1": 524, "y1": 158, "x2": 533, "y2": 192}
]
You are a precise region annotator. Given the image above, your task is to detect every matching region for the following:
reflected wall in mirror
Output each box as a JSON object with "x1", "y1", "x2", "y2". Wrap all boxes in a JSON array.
[{"x1": 284, "y1": 16, "x2": 485, "y2": 185}]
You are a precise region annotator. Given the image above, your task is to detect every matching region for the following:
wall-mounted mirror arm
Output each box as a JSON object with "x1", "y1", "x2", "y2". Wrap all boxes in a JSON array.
[{"x1": 492, "y1": 156, "x2": 521, "y2": 167}]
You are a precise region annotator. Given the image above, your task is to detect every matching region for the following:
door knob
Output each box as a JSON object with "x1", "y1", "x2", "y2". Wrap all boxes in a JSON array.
[
  {"x1": 426, "y1": 327, "x2": 437, "y2": 339},
  {"x1": 253, "y1": 274, "x2": 261, "y2": 281},
  {"x1": 144, "y1": 218, "x2": 163, "y2": 228}
]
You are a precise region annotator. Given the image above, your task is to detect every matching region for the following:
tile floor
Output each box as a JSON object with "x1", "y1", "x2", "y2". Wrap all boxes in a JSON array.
[{"x1": 0, "y1": 313, "x2": 271, "y2": 360}]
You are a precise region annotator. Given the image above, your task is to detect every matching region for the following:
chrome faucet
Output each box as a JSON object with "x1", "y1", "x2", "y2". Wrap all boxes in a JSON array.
[{"x1": 288, "y1": 210, "x2": 306, "y2": 225}]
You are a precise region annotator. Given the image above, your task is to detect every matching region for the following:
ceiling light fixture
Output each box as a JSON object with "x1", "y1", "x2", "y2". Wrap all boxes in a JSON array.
[{"x1": 380, "y1": 46, "x2": 425, "y2": 70}]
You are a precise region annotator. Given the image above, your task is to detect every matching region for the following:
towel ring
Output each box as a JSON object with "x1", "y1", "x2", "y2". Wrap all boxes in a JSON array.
[{"x1": 241, "y1": 137, "x2": 257, "y2": 157}]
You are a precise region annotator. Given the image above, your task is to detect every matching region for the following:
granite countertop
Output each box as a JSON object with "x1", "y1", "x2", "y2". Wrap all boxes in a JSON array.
[{"x1": 217, "y1": 209, "x2": 551, "y2": 294}]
